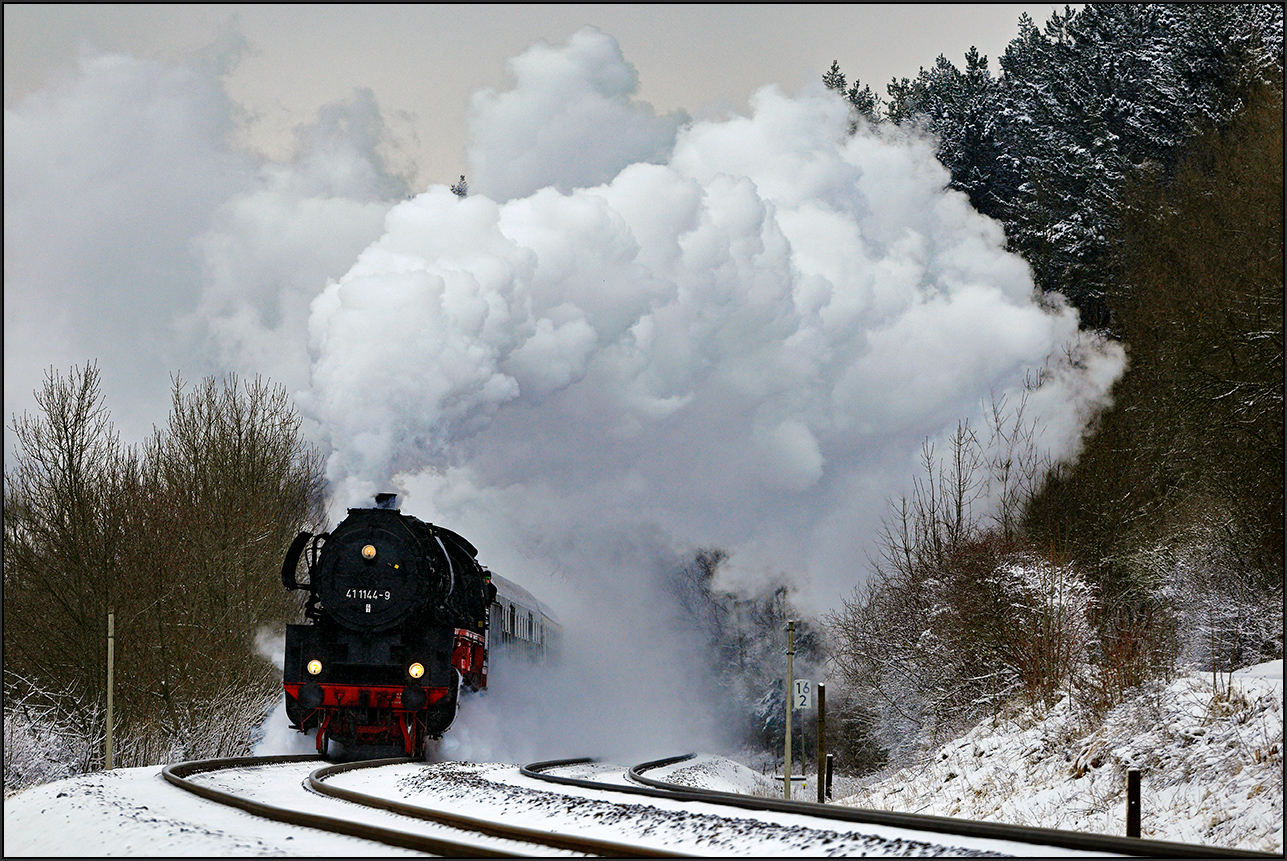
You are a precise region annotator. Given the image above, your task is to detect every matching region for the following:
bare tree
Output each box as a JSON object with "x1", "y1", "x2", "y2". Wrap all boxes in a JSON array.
[
  {"x1": 826, "y1": 403, "x2": 1099, "y2": 763},
  {"x1": 4, "y1": 366, "x2": 325, "y2": 772},
  {"x1": 3, "y1": 363, "x2": 132, "y2": 728},
  {"x1": 125, "y1": 373, "x2": 325, "y2": 746}
]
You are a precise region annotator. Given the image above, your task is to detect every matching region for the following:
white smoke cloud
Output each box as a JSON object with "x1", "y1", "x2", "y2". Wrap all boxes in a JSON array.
[
  {"x1": 182, "y1": 86, "x2": 408, "y2": 397},
  {"x1": 4, "y1": 44, "x2": 409, "y2": 453},
  {"x1": 4, "y1": 51, "x2": 250, "y2": 445},
  {"x1": 307, "y1": 29, "x2": 1124, "y2": 621},
  {"x1": 467, "y1": 27, "x2": 687, "y2": 202}
]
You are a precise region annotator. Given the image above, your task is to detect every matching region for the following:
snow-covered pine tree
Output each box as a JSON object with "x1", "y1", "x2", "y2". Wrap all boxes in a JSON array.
[{"x1": 862, "y1": 3, "x2": 1283, "y2": 331}]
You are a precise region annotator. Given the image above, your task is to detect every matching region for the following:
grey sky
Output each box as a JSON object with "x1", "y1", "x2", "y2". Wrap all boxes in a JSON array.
[{"x1": 5, "y1": 4, "x2": 1065, "y2": 190}]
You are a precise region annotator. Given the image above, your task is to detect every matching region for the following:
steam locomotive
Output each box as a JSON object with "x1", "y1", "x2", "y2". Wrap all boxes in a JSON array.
[{"x1": 280, "y1": 493, "x2": 556, "y2": 759}]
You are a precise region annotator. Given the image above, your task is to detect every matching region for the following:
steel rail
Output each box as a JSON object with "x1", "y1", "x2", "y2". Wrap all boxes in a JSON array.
[
  {"x1": 522, "y1": 754, "x2": 1276, "y2": 859},
  {"x1": 308, "y1": 756, "x2": 691, "y2": 857},
  {"x1": 162, "y1": 754, "x2": 690, "y2": 857},
  {"x1": 163, "y1": 755, "x2": 522, "y2": 856}
]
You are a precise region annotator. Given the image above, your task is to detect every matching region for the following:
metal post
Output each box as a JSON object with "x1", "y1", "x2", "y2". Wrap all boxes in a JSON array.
[
  {"x1": 106, "y1": 611, "x2": 114, "y2": 771},
  {"x1": 784, "y1": 620, "x2": 794, "y2": 800},
  {"x1": 816, "y1": 682, "x2": 826, "y2": 803},
  {"x1": 1126, "y1": 769, "x2": 1141, "y2": 837}
]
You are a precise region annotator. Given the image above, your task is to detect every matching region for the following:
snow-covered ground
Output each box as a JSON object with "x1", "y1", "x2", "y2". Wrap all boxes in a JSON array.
[
  {"x1": 4, "y1": 662, "x2": 1280, "y2": 855},
  {"x1": 4, "y1": 754, "x2": 1082, "y2": 856},
  {"x1": 833, "y1": 661, "x2": 1283, "y2": 854},
  {"x1": 1, "y1": 761, "x2": 426, "y2": 856}
]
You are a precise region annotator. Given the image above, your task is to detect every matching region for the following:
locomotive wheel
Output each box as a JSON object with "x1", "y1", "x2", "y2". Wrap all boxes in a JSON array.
[{"x1": 423, "y1": 735, "x2": 442, "y2": 763}]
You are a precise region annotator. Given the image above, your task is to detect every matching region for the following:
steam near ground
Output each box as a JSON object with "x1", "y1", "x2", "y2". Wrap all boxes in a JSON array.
[{"x1": 8, "y1": 28, "x2": 1125, "y2": 760}]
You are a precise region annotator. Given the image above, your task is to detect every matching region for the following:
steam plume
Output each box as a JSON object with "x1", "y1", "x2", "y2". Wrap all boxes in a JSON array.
[{"x1": 305, "y1": 28, "x2": 1124, "y2": 620}]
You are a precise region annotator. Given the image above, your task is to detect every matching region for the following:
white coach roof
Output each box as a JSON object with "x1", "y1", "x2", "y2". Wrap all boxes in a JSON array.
[{"x1": 489, "y1": 572, "x2": 560, "y2": 625}]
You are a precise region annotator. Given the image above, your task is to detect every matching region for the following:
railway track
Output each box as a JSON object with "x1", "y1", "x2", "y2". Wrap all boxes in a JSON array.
[
  {"x1": 522, "y1": 754, "x2": 1277, "y2": 858},
  {"x1": 162, "y1": 754, "x2": 688, "y2": 857},
  {"x1": 158, "y1": 752, "x2": 1278, "y2": 857}
]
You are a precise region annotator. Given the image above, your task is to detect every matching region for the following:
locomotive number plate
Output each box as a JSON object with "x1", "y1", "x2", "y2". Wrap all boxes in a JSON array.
[{"x1": 346, "y1": 589, "x2": 392, "y2": 601}]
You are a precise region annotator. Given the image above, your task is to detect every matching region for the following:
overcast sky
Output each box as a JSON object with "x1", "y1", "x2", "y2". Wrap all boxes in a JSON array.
[{"x1": 6, "y1": 5, "x2": 1065, "y2": 190}]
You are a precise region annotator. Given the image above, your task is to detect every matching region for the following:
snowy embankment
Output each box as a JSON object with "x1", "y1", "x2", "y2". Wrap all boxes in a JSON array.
[{"x1": 834, "y1": 661, "x2": 1283, "y2": 854}]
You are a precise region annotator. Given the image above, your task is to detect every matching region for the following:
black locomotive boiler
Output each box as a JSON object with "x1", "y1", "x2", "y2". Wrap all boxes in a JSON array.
[{"x1": 280, "y1": 494, "x2": 496, "y2": 758}]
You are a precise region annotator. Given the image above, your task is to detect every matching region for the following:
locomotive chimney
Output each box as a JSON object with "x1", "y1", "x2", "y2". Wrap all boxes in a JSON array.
[{"x1": 374, "y1": 492, "x2": 398, "y2": 509}]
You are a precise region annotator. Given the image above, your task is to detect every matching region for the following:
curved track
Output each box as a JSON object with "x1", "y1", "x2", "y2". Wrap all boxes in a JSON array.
[
  {"x1": 163, "y1": 754, "x2": 688, "y2": 857},
  {"x1": 521, "y1": 754, "x2": 1275, "y2": 858}
]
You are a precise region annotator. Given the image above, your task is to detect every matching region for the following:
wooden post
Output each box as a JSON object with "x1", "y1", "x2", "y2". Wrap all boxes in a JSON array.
[
  {"x1": 825, "y1": 753, "x2": 834, "y2": 800},
  {"x1": 1126, "y1": 769, "x2": 1141, "y2": 837},
  {"x1": 816, "y1": 682, "x2": 826, "y2": 803},
  {"x1": 106, "y1": 611, "x2": 114, "y2": 771},
  {"x1": 784, "y1": 620, "x2": 794, "y2": 800}
]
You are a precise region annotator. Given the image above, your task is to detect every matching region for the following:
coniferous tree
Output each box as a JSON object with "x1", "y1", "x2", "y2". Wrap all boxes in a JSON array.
[
  {"x1": 824, "y1": 60, "x2": 881, "y2": 130},
  {"x1": 1023, "y1": 79, "x2": 1284, "y2": 668},
  {"x1": 830, "y1": 4, "x2": 1283, "y2": 331},
  {"x1": 822, "y1": 60, "x2": 847, "y2": 93}
]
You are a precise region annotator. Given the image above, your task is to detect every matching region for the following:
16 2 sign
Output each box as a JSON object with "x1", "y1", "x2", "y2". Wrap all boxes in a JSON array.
[{"x1": 792, "y1": 679, "x2": 813, "y2": 710}]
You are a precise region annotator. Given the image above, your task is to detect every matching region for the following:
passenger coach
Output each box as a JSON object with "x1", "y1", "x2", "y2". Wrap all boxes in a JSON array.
[{"x1": 490, "y1": 573, "x2": 559, "y2": 662}]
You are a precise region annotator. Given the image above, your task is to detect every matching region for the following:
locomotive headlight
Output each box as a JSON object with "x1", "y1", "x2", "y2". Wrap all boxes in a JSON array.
[
  {"x1": 306, "y1": 659, "x2": 323, "y2": 676},
  {"x1": 361, "y1": 544, "x2": 377, "y2": 560},
  {"x1": 408, "y1": 662, "x2": 425, "y2": 679}
]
